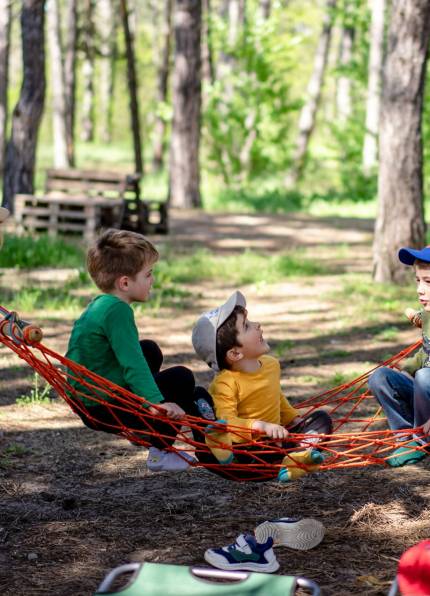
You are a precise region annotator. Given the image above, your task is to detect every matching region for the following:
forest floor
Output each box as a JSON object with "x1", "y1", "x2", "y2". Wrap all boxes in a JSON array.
[{"x1": 1, "y1": 210, "x2": 430, "y2": 596}]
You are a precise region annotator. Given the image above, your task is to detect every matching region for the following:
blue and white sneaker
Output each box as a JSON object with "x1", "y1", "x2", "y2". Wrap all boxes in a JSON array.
[
  {"x1": 254, "y1": 517, "x2": 325, "y2": 550},
  {"x1": 204, "y1": 533, "x2": 279, "y2": 573}
]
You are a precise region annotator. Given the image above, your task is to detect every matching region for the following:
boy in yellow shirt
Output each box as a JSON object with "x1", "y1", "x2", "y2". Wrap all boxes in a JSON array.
[{"x1": 192, "y1": 291, "x2": 332, "y2": 455}]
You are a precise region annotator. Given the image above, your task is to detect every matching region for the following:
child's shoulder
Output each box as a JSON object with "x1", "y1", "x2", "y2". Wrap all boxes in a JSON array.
[{"x1": 261, "y1": 354, "x2": 280, "y2": 368}]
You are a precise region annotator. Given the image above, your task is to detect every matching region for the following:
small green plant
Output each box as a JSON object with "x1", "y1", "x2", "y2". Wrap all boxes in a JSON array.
[
  {"x1": 272, "y1": 339, "x2": 295, "y2": 358},
  {"x1": 17, "y1": 373, "x2": 52, "y2": 405},
  {"x1": 0, "y1": 442, "x2": 30, "y2": 467},
  {"x1": 375, "y1": 327, "x2": 400, "y2": 342}
]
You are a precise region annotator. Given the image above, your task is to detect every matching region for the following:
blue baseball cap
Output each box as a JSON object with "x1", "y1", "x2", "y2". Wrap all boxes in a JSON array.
[{"x1": 399, "y1": 246, "x2": 430, "y2": 266}]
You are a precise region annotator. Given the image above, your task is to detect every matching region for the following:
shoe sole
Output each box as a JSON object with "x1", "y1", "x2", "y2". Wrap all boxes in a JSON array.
[
  {"x1": 204, "y1": 550, "x2": 280, "y2": 573},
  {"x1": 254, "y1": 518, "x2": 325, "y2": 550}
]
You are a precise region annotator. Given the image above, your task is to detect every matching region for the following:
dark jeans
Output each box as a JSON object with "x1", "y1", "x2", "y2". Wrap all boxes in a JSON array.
[
  {"x1": 77, "y1": 339, "x2": 210, "y2": 449},
  {"x1": 368, "y1": 366, "x2": 430, "y2": 444}
]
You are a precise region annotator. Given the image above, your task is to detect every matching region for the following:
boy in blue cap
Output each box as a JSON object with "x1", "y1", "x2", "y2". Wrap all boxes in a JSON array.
[{"x1": 369, "y1": 245, "x2": 430, "y2": 467}]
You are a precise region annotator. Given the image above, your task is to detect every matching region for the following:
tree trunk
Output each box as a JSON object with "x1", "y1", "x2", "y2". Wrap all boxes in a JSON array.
[
  {"x1": 47, "y1": 0, "x2": 69, "y2": 168},
  {"x1": 336, "y1": 19, "x2": 354, "y2": 122},
  {"x1": 98, "y1": 0, "x2": 117, "y2": 144},
  {"x1": 2, "y1": 0, "x2": 46, "y2": 211},
  {"x1": 286, "y1": 0, "x2": 336, "y2": 186},
  {"x1": 120, "y1": 0, "x2": 143, "y2": 174},
  {"x1": 80, "y1": 0, "x2": 95, "y2": 142},
  {"x1": 372, "y1": 0, "x2": 430, "y2": 284},
  {"x1": 0, "y1": 0, "x2": 11, "y2": 175},
  {"x1": 259, "y1": 0, "x2": 271, "y2": 20},
  {"x1": 152, "y1": 0, "x2": 172, "y2": 171},
  {"x1": 169, "y1": 0, "x2": 202, "y2": 208},
  {"x1": 64, "y1": 0, "x2": 78, "y2": 166},
  {"x1": 202, "y1": 0, "x2": 215, "y2": 85},
  {"x1": 362, "y1": 0, "x2": 385, "y2": 174}
]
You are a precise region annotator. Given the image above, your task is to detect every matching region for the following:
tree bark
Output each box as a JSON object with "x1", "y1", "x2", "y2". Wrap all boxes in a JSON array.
[
  {"x1": 169, "y1": 0, "x2": 202, "y2": 208},
  {"x1": 373, "y1": 0, "x2": 430, "y2": 284},
  {"x1": 80, "y1": 0, "x2": 95, "y2": 142},
  {"x1": 64, "y1": 0, "x2": 78, "y2": 166},
  {"x1": 259, "y1": 0, "x2": 271, "y2": 20},
  {"x1": 120, "y1": 0, "x2": 143, "y2": 174},
  {"x1": 98, "y1": 0, "x2": 117, "y2": 144},
  {"x1": 362, "y1": 0, "x2": 385, "y2": 174},
  {"x1": 2, "y1": 0, "x2": 46, "y2": 211},
  {"x1": 0, "y1": 0, "x2": 11, "y2": 175},
  {"x1": 152, "y1": 0, "x2": 172, "y2": 171},
  {"x1": 47, "y1": 0, "x2": 69, "y2": 168},
  {"x1": 286, "y1": 0, "x2": 336, "y2": 186}
]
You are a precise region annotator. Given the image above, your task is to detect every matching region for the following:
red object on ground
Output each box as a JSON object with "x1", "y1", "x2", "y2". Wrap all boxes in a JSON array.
[{"x1": 397, "y1": 540, "x2": 430, "y2": 596}]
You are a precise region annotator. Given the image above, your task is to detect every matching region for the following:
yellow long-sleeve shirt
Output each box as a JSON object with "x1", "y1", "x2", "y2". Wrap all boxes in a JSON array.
[{"x1": 208, "y1": 355, "x2": 299, "y2": 443}]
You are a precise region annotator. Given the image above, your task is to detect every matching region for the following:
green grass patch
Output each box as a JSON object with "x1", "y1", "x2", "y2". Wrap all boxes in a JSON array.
[
  {"x1": 272, "y1": 339, "x2": 295, "y2": 358},
  {"x1": 159, "y1": 248, "x2": 329, "y2": 285},
  {"x1": 0, "y1": 234, "x2": 84, "y2": 269},
  {"x1": 374, "y1": 327, "x2": 400, "y2": 342}
]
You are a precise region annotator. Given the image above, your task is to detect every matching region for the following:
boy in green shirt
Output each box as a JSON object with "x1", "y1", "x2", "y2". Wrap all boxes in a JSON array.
[
  {"x1": 66, "y1": 229, "x2": 213, "y2": 472},
  {"x1": 369, "y1": 246, "x2": 430, "y2": 467}
]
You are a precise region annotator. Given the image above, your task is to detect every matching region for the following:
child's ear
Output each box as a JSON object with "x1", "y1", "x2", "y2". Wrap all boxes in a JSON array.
[
  {"x1": 226, "y1": 347, "x2": 243, "y2": 364},
  {"x1": 116, "y1": 275, "x2": 129, "y2": 292}
]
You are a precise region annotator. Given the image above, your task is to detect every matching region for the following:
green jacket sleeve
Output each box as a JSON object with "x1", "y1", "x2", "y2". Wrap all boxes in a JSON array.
[
  {"x1": 104, "y1": 301, "x2": 164, "y2": 405},
  {"x1": 399, "y1": 348, "x2": 426, "y2": 376}
]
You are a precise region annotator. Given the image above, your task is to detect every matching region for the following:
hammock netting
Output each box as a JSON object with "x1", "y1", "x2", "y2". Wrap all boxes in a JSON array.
[{"x1": 1, "y1": 305, "x2": 427, "y2": 483}]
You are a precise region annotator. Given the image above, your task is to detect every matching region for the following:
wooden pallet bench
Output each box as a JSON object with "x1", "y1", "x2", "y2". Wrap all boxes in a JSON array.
[
  {"x1": 14, "y1": 194, "x2": 124, "y2": 242},
  {"x1": 14, "y1": 168, "x2": 168, "y2": 240}
]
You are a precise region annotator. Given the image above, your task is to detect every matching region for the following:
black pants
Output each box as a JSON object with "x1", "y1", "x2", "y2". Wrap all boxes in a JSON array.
[{"x1": 76, "y1": 340, "x2": 210, "y2": 449}]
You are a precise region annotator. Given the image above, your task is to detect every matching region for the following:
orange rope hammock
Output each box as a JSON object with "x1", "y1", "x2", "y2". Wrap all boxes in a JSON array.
[{"x1": 0, "y1": 305, "x2": 427, "y2": 483}]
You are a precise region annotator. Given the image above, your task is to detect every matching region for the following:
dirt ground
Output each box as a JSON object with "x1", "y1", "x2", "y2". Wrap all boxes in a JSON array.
[{"x1": 1, "y1": 210, "x2": 430, "y2": 596}]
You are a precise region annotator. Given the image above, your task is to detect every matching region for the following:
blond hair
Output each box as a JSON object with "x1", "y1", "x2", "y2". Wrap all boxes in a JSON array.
[{"x1": 87, "y1": 229, "x2": 159, "y2": 292}]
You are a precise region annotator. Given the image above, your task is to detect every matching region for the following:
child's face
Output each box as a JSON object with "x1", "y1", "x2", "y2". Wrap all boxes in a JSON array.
[
  {"x1": 126, "y1": 261, "x2": 155, "y2": 303},
  {"x1": 235, "y1": 310, "x2": 270, "y2": 360},
  {"x1": 415, "y1": 264, "x2": 430, "y2": 311}
]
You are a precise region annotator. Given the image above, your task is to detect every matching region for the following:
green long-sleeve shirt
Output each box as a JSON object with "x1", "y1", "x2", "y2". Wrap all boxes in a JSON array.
[{"x1": 66, "y1": 294, "x2": 164, "y2": 407}]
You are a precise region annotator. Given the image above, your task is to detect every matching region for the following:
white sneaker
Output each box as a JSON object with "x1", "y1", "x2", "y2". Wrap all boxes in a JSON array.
[
  {"x1": 254, "y1": 517, "x2": 325, "y2": 550},
  {"x1": 204, "y1": 533, "x2": 280, "y2": 573},
  {"x1": 147, "y1": 447, "x2": 196, "y2": 472}
]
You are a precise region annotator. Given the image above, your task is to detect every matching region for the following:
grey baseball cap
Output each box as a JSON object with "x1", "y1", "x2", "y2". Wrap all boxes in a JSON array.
[
  {"x1": 192, "y1": 290, "x2": 246, "y2": 371},
  {"x1": 0, "y1": 207, "x2": 9, "y2": 223}
]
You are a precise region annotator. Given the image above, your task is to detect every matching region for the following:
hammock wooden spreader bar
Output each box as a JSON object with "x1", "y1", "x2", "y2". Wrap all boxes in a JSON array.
[{"x1": 0, "y1": 305, "x2": 426, "y2": 482}]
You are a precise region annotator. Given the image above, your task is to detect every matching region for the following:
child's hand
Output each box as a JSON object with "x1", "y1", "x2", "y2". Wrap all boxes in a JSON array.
[
  {"x1": 149, "y1": 402, "x2": 185, "y2": 420},
  {"x1": 252, "y1": 420, "x2": 289, "y2": 440},
  {"x1": 423, "y1": 418, "x2": 430, "y2": 435}
]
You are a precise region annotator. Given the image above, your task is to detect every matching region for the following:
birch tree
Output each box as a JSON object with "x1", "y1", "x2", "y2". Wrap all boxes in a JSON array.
[
  {"x1": 80, "y1": 0, "x2": 95, "y2": 142},
  {"x1": 97, "y1": 0, "x2": 117, "y2": 144},
  {"x1": 120, "y1": 0, "x2": 143, "y2": 174},
  {"x1": 362, "y1": 0, "x2": 385, "y2": 174},
  {"x1": 169, "y1": 0, "x2": 202, "y2": 208},
  {"x1": 152, "y1": 0, "x2": 172, "y2": 170},
  {"x1": 47, "y1": 0, "x2": 69, "y2": 168},
  {"x1": 0, "y1": 0, "x2": 11, "y2": 174},
  {"x1": 336, "y1": 8, "x2": 354, "y2": 122},
  {"x1": 64, "y1": 0, "x2": 78, "y2": 166},
  {"x1": 286, "y1": 0, "x2": 337, "y2": 186},
  {"x1": 2, "y1": 0, "x2": 46, "y2": 211},
  {"x1": 373, "y1": 0, "x2": 430, "y2": 283}
]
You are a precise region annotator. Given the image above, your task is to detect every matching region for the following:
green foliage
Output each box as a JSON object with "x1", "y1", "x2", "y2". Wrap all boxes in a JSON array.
[
  {"x1": 17, "y1": 373, "x2": 52, "y2": 405},
  {"x1": 157, "y1": 248, "x2": 329, "y2": 286},
  {"x1": 208, "y1": 187, "x2": 303, "y2": 213},
  {"x1": 204, "y1": 11, "x2": 300, "y2": 184},
  {"x1": 0, "y1": 234, "x2": 84, "y2": 268}
]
